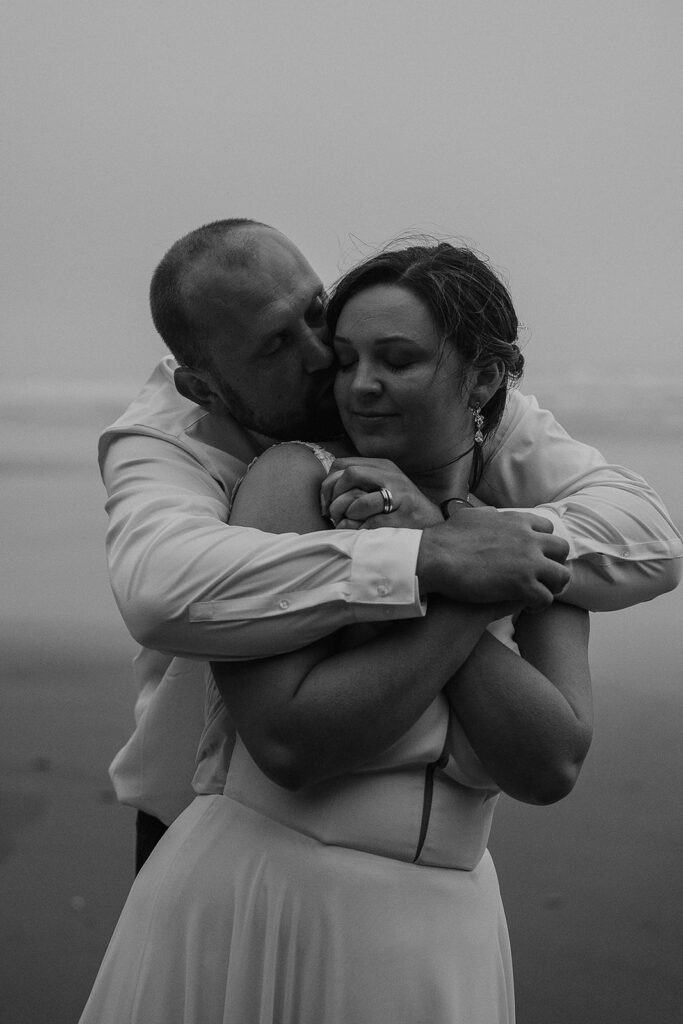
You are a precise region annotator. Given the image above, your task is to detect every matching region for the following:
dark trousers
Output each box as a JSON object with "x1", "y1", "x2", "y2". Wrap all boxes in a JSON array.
[{"x1": 135, "y1": 810, "x2": 169, "y2": 874}]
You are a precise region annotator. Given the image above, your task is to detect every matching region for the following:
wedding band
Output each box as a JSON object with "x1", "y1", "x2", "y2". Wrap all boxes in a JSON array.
[{"x1": 379, "y1": 487, "x2": 394, "y2": 514}]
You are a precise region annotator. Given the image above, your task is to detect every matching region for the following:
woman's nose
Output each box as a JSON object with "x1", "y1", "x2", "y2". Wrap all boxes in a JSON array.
[{"x1": 350, "y1": 362, "x2": 382, "y2": 396}]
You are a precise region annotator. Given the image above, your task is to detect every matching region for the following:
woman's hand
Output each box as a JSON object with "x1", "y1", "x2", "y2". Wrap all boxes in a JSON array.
[{"x1": 320, "y1": 458, "x2": 444, "y2": 530}]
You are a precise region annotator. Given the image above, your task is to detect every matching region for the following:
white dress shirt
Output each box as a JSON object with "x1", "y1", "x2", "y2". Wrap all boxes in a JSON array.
[{"x1": 100, "y1": 356, "x2": 681, "y2": 822}]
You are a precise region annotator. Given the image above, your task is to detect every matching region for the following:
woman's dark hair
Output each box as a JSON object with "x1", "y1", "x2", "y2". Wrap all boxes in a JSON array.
[{"x1": 327, "y1": 242, "x2": 524, "y2": 486}]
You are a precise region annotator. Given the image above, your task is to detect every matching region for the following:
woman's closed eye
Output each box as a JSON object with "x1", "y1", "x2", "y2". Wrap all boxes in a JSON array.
[
  {"x1": 333, "y1": 341, "x2": 416, "y2": 373},
  {"x1": 335, "y1": 358, "x2": 415, "y2": 373}
]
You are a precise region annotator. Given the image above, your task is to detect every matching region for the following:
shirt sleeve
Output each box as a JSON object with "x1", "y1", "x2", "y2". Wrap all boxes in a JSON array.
[
  {"x1": 102, "y1": 433, "x2": 424, "y2": 660},
  {"x1": 477, "y1": 392, "x2": 683, "y2": 610}
]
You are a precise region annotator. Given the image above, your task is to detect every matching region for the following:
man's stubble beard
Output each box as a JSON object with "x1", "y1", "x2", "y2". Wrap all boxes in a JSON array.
[{"x1": 215, "y1": 372, "x2": 343, "y2": 442}]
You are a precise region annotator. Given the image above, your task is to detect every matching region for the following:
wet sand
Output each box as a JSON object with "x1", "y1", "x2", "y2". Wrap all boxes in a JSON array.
[
  {"x1": 2, "y1": 597, "x2": 681, "y2": 1024},
  {"x1": 2, "y1": 430, "x2": 682, "y2": 1023}
]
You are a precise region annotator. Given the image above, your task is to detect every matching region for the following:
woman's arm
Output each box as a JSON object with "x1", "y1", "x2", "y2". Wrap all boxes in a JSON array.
[
  {"x1": 211, "y1": 443, "x2": 505, "y2": 790},
  {"x1": 445, "y1": 603, "x2": 592, "y2": 805}
]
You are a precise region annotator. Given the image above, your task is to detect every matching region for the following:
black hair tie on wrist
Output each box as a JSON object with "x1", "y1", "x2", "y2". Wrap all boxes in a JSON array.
[{"x1": 440, "y1": 496, "x2": 473, "y2": 519}]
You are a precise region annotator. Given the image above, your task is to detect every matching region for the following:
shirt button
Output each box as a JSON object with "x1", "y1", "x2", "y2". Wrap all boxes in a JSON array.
[
  {"x1": 279, "y1": 599, "x2": 290, "y2": 609},
  {"x1": 377, "y1": 585, "x2": 389, "y2": 597}
]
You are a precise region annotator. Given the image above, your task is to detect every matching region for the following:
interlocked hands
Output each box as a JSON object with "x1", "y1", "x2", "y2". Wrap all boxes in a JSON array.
[
  {"x1": 320, "y1": 457, "x2": 571, "y2": 610},
  {"x1": 320, "y1": 458, "x2": 444, "y2": 530}
]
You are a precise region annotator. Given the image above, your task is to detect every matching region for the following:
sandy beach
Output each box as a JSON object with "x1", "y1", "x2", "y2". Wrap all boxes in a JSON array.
[{"x1": 2, "y1": 413, "x2": 681, "y2": 1024}]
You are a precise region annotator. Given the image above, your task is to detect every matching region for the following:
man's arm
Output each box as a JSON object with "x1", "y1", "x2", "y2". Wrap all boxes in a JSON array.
[
  {"x1": 101, "y1": 430, "x2": 571, "y2": 660},
  {"x1": 102, "y1": 390, "x2": 680, "y2": 664},
  {"x1": 478, "y1": 392, "x2": 682, "y2": 609},
  {"x1": 102, "y1": 433, "x2": 424, "y2": 660},
  {"x1": 320, "y1": 392, "x2": 680, "y2": 612}
]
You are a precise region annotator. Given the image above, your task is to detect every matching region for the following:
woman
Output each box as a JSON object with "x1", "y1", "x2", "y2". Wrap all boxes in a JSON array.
[{"x1": 79, "y1": 243, "x2": 592, "y2": 1024}]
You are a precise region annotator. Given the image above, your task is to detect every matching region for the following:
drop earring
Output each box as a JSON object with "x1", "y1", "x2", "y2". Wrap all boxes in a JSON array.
[
  {"x1": 469, "y1": 403, "x2": 485, "y2": 490},
  {"x1": 471, "y1": 404, "x2": 484, "y2": 445}
]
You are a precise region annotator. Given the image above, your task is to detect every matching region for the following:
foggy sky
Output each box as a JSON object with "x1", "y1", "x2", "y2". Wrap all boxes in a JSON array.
[{"x1": 3, "y1": 0, "x2": 682, "y2": 395}]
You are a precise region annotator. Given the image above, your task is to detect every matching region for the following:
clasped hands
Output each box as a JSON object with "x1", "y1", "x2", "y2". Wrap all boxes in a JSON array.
[
  {"x1": 321, "y1": 458, "x2": 444, "y2": 530},
  {"x1": 320, "y1": 458, "x2": 571, "y2": 610}
]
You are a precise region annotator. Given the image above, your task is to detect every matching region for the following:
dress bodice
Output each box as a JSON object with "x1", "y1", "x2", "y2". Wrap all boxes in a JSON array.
[{"x1": 222, "y1": 692, "x2": 500, "y2": 870}]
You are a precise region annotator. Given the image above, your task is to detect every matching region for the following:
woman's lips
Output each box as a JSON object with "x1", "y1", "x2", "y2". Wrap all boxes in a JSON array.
[{"x1": 347, "y1": 410, "x2": 397, "y2": 419}]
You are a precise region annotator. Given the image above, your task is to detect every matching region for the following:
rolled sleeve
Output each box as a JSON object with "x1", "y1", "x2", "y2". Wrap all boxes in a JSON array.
[{"x1": 480, "y1": 392, "x2": 682, "y2": 610}]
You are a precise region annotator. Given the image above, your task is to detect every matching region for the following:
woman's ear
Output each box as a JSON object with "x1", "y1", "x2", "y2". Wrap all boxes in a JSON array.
[
  {"x1": 469, "y1": 361, "x2": 505, "y2": 411},
  {"x1": 174, "y1": 366, "x2": 223, "y2": 412}
]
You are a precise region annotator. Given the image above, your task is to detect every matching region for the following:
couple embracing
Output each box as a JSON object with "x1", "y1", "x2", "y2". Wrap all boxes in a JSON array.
[{"x1": 80, "y1": 220, "x2": 681, "y2": 1023}]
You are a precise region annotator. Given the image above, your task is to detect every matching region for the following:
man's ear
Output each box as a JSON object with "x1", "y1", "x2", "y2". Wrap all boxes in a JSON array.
[
  {"x1": 174, "y1": 366, "x2": 223, "y2": 413},
  {"x1": 468, "y1": 361, "x2": 505, "y2": 411}
]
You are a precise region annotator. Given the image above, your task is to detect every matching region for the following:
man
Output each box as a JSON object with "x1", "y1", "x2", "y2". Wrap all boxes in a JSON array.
[{"x1": 99, "y1": 218, "x2": 682, "y2": 869}]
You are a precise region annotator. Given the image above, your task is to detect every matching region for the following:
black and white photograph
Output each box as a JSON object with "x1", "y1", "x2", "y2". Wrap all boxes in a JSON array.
[{"x1": 2, "y1": 3, "x2": 682, "y2": 1022}]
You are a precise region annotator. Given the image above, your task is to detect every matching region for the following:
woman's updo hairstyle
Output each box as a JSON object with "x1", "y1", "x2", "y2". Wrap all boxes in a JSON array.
[{"x1": 327, "y1": 242, "x2": 524, "y2": 456}]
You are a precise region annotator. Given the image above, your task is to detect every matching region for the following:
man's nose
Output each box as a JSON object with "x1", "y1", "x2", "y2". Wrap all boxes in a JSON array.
[{"x1": 302, "y1": 327, "x2": 334, "y2": 372}]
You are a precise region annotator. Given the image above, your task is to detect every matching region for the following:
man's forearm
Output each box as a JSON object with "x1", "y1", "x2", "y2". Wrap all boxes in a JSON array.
[
  {"x1": 111, "y1": 521, "x2": 424, "y2": 659},
  {"x1": 103, "y1": 439, "x2": 424, "y2": 659},
  {"x1": 415, "y1": 507, "x2": 571, "y2": 609}
]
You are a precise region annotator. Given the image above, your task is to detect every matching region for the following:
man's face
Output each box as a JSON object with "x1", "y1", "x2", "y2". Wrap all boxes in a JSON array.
[{"x1": 188, "y1": 228, "x2": 340, "y2": 439}]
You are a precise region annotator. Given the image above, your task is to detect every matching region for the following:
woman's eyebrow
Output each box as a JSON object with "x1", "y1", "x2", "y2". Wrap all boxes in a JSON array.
[{"x1": 333, "y1": 334, "x2": 420, "y2": 346}]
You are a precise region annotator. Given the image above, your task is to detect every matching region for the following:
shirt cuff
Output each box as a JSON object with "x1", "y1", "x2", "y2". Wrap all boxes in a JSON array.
[
  {"x1": 348, "y1": 527, "x2": 426, "y2": 620},
  {"x1": 188, "y1": 527, "x2": 427, "y2": 629}
]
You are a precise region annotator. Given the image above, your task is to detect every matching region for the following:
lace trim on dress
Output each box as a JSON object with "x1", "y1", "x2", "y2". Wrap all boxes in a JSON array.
[{"x1": 228, "y1": 441, "x2": 335, "y2": 515}]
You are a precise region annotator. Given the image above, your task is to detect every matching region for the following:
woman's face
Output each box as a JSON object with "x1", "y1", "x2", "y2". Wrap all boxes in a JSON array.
[{"x1": 332, "y1": 283, "x2": 474, "y2": 474}]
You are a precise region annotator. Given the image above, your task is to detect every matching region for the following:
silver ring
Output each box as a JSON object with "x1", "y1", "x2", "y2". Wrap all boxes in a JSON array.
[{"x1": 379, "y1": 487, "x2": 394, "y2": 514}]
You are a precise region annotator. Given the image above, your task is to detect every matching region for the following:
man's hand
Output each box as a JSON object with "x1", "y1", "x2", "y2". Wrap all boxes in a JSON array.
[{"x1": 417, "y1": 507, "x2": 571, "y2": 611}]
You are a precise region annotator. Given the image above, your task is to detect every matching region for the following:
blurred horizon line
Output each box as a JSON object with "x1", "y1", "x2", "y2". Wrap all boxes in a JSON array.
[
  {"x1": 2, "y1": 371, "x2": 681, "y2": 474},
  {"x1": 3, "y1": 368, "x2": 681, "y2": 419}
]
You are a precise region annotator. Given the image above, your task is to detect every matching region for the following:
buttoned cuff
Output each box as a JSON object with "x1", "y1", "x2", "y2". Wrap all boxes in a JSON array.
[
  {"x1": 347, "y1": 528, "x2": 426, "y2": 620},
  {"x1": 188, "y1": 527, "x2": 426, "y2": 628}
]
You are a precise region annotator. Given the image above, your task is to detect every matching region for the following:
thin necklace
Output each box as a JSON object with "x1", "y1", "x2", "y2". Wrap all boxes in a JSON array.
[{"x1": 411, "y1": 442, "x2": 474, "y2": 478}]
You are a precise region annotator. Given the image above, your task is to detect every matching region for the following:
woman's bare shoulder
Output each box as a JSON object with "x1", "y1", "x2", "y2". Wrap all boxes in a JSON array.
[{"x1": 229, "y1": 442, "x2": 333, "y2": 535}]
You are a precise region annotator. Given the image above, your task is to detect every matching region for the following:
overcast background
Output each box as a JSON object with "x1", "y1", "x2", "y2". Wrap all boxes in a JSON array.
[
  {"x1": 2, "y1": 4, "x2": 682, "y2": 1023},
  {"x1": 3, "y1": 0, "x2": 682, "y2": 404}
]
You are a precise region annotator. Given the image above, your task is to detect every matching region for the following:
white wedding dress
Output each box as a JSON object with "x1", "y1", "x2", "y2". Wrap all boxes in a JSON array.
[{"x1": 79, "y1": 688, "x2": 514, "y2": 1023}]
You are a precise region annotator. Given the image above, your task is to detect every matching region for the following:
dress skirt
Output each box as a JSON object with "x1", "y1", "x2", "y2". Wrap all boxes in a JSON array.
[{"x1": 79, "y1": 793, "x2": 514, "y2": 1024}]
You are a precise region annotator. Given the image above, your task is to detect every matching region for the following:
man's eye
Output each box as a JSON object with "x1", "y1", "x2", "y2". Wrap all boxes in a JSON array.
[{"x1": 263, "y1": 334, "x2": 288, "y2": 356}]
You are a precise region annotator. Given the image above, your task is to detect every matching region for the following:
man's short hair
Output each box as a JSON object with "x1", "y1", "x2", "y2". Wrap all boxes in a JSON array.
[{"x1": 149, "y1": 218, "x2": 269, "y2": 368}]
